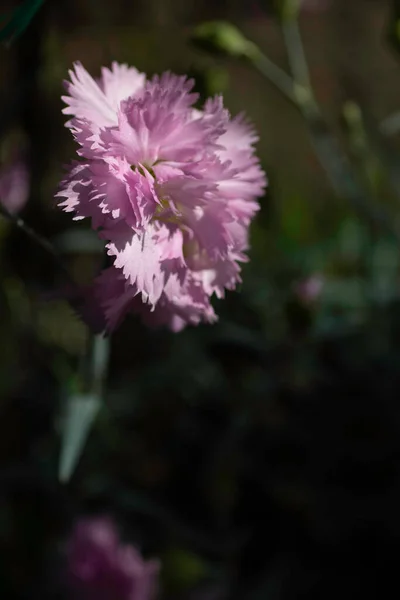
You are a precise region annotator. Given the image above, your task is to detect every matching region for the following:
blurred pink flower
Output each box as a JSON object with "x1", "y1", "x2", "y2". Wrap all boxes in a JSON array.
[
  {"x1": 66, "y1": 517, "x2": 159, "y2": 600},
  {"x1": 56, "y1": 62, "x2": 266, "y2": 331},
  {"x1": 0, "y1": 157, "x2": 29, "y2": 214},
  {"x1": 293, "y1": 274, "x2": 324, "y2": 304}
]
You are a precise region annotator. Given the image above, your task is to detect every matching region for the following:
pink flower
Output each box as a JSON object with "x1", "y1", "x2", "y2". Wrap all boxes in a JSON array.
[
  {"x1": 57, "y1": 62, "x2": 266, "y2": 331},
  {"x1": 66, "y1": 517, "x2": 159, "y2": 600},
  {"x1": 0, "y1": 156, "x2": 29, "y2": 214},
  {"x1": 293, "y1": 274, "x2": 324, "y2": 305}
]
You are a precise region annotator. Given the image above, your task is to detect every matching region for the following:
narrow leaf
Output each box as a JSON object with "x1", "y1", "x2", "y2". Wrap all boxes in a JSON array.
[
  {"x1": 58, "y1": 393, "x2": 100, "y2": 483},
  {"x1": 0, "y1": 0, "x2": 45, "y2": 45}
]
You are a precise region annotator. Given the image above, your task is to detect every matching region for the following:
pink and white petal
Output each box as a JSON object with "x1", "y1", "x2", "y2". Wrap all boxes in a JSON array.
[
  {"x1": 217, "y1": 171, "x2": 266, "y2": 201},
  {"x1": 124, "y1": 166, "x2": 160, "y2": 230},
  {"x1": 99, "y1": 62, "x2": 145, "y2": 111},
  {"x1": 158, "y1": 176, "x2": 217, "y2": 213},
  {"x1": 224, "y1": 218, "x2": 252, "y2": 252},
  {"x1": 90, "y1": 160, "x2": 132, "y2": 222},
  {"x1": 200, "y1": 96, "x2": 230, "y2": 142},
  {"x1": 143, "y1": 72, "x2": 199, "y2": 113},
  {"x1": 182, "y1": 203, "x2": 234, "y2": 260},
  {"x1": 217, "y1": 112, "x2": 259, "y2": 157},
  {"x1": 215, "y1": 113, "x2": 266, "y2": 197},
  {"x1": 89, "y1": 158, "x2": 156, "y2": 231},
  {"x1": 169, "y1": 276, "x2": 218, "y2": 326},
  {"x1": 56, "y1": 162, "x2": 99, "y2": 222},
  {"x1": 57, "y1": 161, "x2": 124, "y2": 230},
  {"x1": 152, "y1": 162, "x2": 185, "y2": 182},
  {"x1": 159, "y1": 96, "x2": 230, "y2": 161},
  {"x1": 105, "y1": 98, "x2": 181, "y2": 166},
  {"x1": 106, "y1": 224, "x2": 165, "y2": 306},
  {"x1": 158, "y1": 117, "x2": 218, "y2": 163},
  {"x1": 126, "y1": 103, "x2": 197, "y2": 165},
  {"x1": 146, "y1": 273, "x2": 217, "y2": 330},
  {"x1": 107, "y1": 81, "x2": 227, "y2": 166},
  {"x1": 62, "y1": 62, "x2": 117, "y2": 128},
  {"x1": 96, "y1": 270, "x2": 191, "y2": 332},
  {"x1": 217, "y1": 148, "x2": 256, "y2": 173},
  {"x1": 225, "y1": 198, "x2": 261, "y2": 227},
  {"x1": 69, "y1": 118, "x2": 106, "y2": 159},
  {"x1": 93, "y1": 264, "x2": 218, "y2": 332},
  {"x1": 101, "y1": 106, "x2": 155, "y2": 165},
  {"x1": 155, "y1": 224, "x2": 185, "y2": 271},
  {"x1": 187, "y1": 154, "x2": 235, "y2": 183},
  {"x1": 196, "y1": 255, "x2": 243, "y2": 299},
  {"x1": 63, "y1": 158, "x2": 158, "y2": 233}
]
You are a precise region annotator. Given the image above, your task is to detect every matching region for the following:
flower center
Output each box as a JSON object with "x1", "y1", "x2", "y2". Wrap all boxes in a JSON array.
[
  {"x1": 132, "y1": 161, "x2": 185, "y2": 230},
  {"x1": 132, "y1": 163, "x2": 156, "y2": 179}
]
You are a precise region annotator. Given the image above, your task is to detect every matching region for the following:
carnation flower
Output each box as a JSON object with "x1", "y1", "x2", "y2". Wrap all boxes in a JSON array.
[
  {"x1": 57, "y1": 61, "x2": 266, "y2": 331},
  {"x1": 66, "y1": 516, "x2": 159, "y2": 600}
]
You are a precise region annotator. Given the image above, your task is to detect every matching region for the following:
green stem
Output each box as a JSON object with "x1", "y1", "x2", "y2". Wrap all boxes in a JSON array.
[
  {"x1": 281, "y1": 17, "x2": 312, "y2": 92},
  {"x1": 251, "y1": 51, "x2": 297, "y2": 103},
  {"x1": 252, "y1": 12, "x2": 400, "y2": 239}
]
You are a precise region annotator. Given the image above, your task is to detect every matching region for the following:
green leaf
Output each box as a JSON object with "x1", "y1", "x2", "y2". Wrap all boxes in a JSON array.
[
  {"x1": 0, "y1": 0, "x2": 45, "y2": 46},
  {"x1": 58, "y1": 393, "x2": 100, "y2": 483}
]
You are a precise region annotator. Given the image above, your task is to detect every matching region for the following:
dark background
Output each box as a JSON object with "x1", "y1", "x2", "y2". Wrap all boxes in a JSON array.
[{"x1": 1, "y1": 0, "x2": 400, "y2": 598}]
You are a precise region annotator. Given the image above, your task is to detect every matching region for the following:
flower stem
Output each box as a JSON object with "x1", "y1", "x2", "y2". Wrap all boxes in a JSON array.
[
  {"x1": 281, "y1": 16, "x2": 312, "y2": 92},
  {"x1": 252, "y1": 13, "x2": 400, "y2": 240},
  {"x1": 251, "y1": 51, "x2": 297, "y2": 103}
]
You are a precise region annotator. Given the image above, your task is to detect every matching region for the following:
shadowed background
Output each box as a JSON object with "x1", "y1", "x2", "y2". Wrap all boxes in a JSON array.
[{"x1": 1, "y1": 0, "x2": 400, "y2": 598}]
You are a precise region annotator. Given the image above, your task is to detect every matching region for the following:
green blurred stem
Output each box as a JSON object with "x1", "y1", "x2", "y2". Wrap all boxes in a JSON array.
[
  {"x1": 252, "y1": 15, "x2": 400, "y2": 239},
  {"x1": 252, "y1": 51, "x2": 297, "y2": 103},
  {"x1": 281, "y1": 17, "x2": 311, "y2": 93}
]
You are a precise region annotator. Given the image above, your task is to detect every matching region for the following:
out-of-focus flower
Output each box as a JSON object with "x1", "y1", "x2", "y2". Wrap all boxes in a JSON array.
[
  {"x1": 0, "y1": 157, "x2": 29, "y2": 214},
  {"x1": 293, "y1": 274, "x2": 324, "y2": 305},
  {"x1": 56, "y1": 62, "x2": 266, "y2": 332},
  {"x1": 66, "y1": 516, "x2": 159, "y2": 600}
]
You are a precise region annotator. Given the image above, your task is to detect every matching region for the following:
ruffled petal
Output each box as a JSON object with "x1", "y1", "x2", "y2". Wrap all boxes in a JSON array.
[
  {"x1": 62, "y1": 62, "x2": 117, "y2": 128},
  {"x1": 106, "y1": 223, "x2": 165, "y2": 307},
  {"x1": 99, "y1": 61, "x2": 145, "y2": 111}
]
